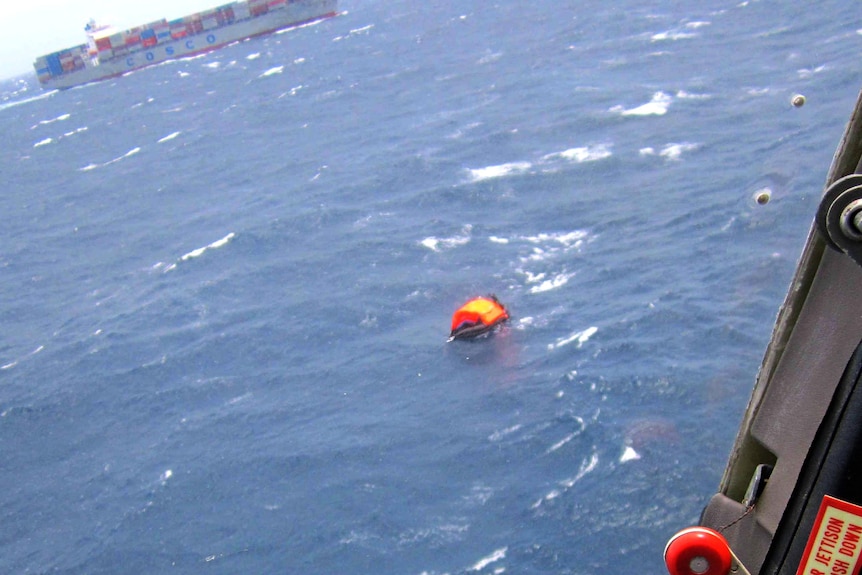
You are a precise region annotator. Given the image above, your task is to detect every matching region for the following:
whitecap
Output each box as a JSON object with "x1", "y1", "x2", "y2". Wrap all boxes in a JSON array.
[
  {"x1": 543, "y1": 143, "x2": 612, "y2": 164},
  {"x1": 332, "y1": 23, "x2": 374, "y2": 42},
  {"x1": 488, "y1": 236, "x2": 509, "y2": 244},
  {"x1": 529, "y1": 272, "x2": 574, "y2": 294},
  {"x1": 521, "y1": 270, "x2": 546, "y2": 283},
  {"x1": 419, "y1": 225, "x2": 472, "y2": 252},
  {"x1": 34, "y1": 113, "x2": 70, "y2": 128},
  {"x1": 260, "y1": 66, "x2": 284, "y2": 77},
  {"x1": 86, "y1": 147, "x2": 141, "y2": 169},
  {"x1": 467, "y1": 161, "x2": 531, "y2": 182},
  {"x1": 157, "y1": 131, "x2": 181, "y2": 143},
  {"x1": 546, "y1": 416, "x2": 585, "y2": 453},
  {"x1": 620, "y1": 446, "x2": 641, "y2": 463},
  {"x1": 470, "y1": 547, "x2": 507, "y2": 571},
  {"x1": 675, "y1": 90, "x2": 711, "y2": 100},
  {"x1": 651, "y1": 30, "x2": 698, "y2": 41},
  {"x1": 179, "y1": 232, "x2": 236, "y2": 262},
  {"x1": 477, "y1": 51, "x2": 504, "y2": 65},
  {"x1": 33, "y1": 138, "x2": 53, "y2": 148},
  {"x1": 549, "y1": 326, "x2": 598, "y2": 350},
  {"x1": 246, "y1": 52, "x2": 261, "y2": 60},
  {"x1": 561, "y1": 451, "x2": 600, "y2": 487},
  {"x1": 63, "y1": 127, "x2": 88, "y2": 137},
  {"x1": 659, "y1": 142, "x2": 699, "y2": 161},
  {"x1": 282, "y1": 85, "x2": 303, "y2": 97},
  {"x1": 533, "y1": 451, "x2": 599, "y2": 511},
  {"x1": 797, "y1": 65, "x2": 827, "y2": 79},
  {"x1": 488, "y1": 424, "x2": 523, "y2": 442},
  {"x1": 613, "y1": 91, "x2": 673, "y2": 116},
  {"x1": 522, "y1": 230, "x2": 588, "y2": 247},
  {"x1": 0, "y1": 92, "x2": 56, "y2": 114},
  {"x1": 166, "y1": 233, "x2": 236, "y2": 271}
]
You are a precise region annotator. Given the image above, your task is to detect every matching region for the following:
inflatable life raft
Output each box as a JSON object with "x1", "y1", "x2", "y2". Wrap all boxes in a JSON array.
[{"x1": 448, "y1": 296, "x2": 509, "y2": 341}]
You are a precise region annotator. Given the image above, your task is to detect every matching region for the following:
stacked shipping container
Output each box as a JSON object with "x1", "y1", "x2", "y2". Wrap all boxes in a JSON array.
[{"x1": 34, "y1": 0, "x2": 334, "y2": 84}]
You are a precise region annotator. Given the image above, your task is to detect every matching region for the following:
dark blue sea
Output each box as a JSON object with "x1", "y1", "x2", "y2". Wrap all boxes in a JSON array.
[{"x1": 2, "y1": 1, "x2": 861, "y2": 573}]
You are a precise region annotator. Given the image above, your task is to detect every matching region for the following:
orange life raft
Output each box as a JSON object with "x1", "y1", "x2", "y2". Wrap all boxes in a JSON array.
[{"x1": 448, "y1": 296, "x2": 509, "y2": 341}]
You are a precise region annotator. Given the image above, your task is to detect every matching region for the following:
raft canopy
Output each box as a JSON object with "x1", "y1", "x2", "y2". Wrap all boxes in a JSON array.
[{"x1": 448, "y1": 295, "x2": 509, "y2": 340}]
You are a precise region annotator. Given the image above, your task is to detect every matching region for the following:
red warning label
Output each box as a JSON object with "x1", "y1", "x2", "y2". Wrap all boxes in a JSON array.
[{"x1": 797, "y1": 496, "x2": 862, "y2": 575}]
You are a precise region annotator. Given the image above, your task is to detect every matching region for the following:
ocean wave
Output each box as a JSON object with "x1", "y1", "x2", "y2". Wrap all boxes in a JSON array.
[
  {"x1": 532, "y1": 450, "x2": 599, "y2": 509},
  {"x1": 469, "y1": 145, "x2": 612, "y2": 183},
  {"x1": 548, "y1": 326, "x2": 598, "y2": 350},
  {"x1": 419, "y1": 224, "x2": 472, "y2": 252},
  {"x1": 467, "y1": 161, "x2": 532, "y2": 182},
  {"x1": 333, "y1": 23, "x2": 374, "y2": 42},
  {"x1": 0, "y1": 90, "x2": 57, "y2": 113},
  {"x1": 31, "y1": 113, "x2": 70, "y2": 129},
  {"x1": 79, "y1": 147, "x2": 141, "y2": 171},
  {"x1": 528, "y1": 271, "x2": 574, "y2": 294},
  {"x1": 561, "y1": 451, "x2": 600, "y2": 487},
  {"x1": 651, "y1": 30, "x2": 699, "y2": 42},
  {"x1": 157, "y1": 131, "x2": 181, "y2": 143},
  {"x1": 675, "y1": 89, "x2": 711, "y2": 100},
  {"x1": 33, "y1": 126, "x2": 88, "y2": 148},
  {"x1": 611, "y1": 91, "x2": 673, "y2": 116},
  {"x1": 260, "y1": 65, "x2": 284, "y2": 78},
  {"x1": 620, "y1": 446, "x2": 641, "y2": 463},
  {"x1": 488, "y1": 424, "x2": 523, "y2": 442},
  {"x1": 0, "y1": 344, "x2": 44, "y2": 371},
  {"x1": 639, "y1": 142, "x2": 700, "y2": 161},
  {"x1": 469, "y1": 547, "x2": 507, "y2": 571},
  {"x1": 651, "y1": 21, "x2": 707, "y2": 42},
  {"x1": 546, "y1": 416, "x2": 586, "y2": 453},
  {"x1": 543, "y1": 143, "x2": 612, "y2": 164},
  {"x1": 521, "y1": 230, "x2": 588, "y2": 248},
  {"x1": 164, "y1": 232, "x2": 236, "y2": 271}
]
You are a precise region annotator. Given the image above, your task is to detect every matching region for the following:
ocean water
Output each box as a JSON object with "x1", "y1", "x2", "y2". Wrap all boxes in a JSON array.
[{"x1": 2, "y1": 1, "x2": 862, "y2": 573}]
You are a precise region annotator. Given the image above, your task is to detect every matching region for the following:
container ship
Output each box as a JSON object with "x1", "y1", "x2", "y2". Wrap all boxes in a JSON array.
[{"x1": 33, "y1": 0, "x2": 338, "y2": 90}]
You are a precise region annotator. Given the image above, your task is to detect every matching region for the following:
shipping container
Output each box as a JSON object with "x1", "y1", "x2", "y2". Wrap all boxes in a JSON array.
[{"x1": 46, "y1": 54, "x2": 63, "y2": 76}]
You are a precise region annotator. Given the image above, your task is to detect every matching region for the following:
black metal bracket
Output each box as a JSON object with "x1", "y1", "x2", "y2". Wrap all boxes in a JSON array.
[{"x1": 816, "y1": 174, "x2": 862, "y2": 268}]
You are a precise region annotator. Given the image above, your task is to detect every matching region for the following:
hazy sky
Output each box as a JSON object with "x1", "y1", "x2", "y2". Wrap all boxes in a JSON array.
[{"x1": 0, "y1": 0, "x2": 228, "y2": 80}]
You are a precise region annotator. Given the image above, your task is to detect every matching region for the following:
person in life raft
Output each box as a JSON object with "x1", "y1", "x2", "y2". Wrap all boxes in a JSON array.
[{"x1": 448, "y1": 295, "x2": 510, "y2": 341}]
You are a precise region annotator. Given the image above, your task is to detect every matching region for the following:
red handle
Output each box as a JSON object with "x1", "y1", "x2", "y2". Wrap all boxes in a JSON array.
[{"x1": 664, "y1": 527, "x2": 733, "y2": 575}]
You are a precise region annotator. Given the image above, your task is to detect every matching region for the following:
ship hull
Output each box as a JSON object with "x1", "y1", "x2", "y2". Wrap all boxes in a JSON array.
[{"x1": 35, "y1": 0, "x2": 337, "y2": 90}]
